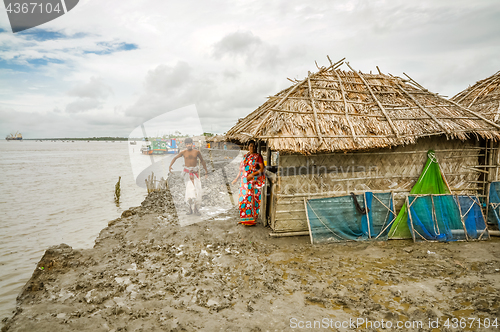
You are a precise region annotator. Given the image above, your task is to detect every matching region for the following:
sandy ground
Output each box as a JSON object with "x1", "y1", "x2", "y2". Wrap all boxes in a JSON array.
[{"x1": 2, "y1": 150, "x2": 500, "y2": 331}]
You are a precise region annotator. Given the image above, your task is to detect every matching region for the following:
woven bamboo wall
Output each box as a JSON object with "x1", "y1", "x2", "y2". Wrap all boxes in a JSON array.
[{"x1": 270, "y1": 136, "x2": 486, "y2": 233}]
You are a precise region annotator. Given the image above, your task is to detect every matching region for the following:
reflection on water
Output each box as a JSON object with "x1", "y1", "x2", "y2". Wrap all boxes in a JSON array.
[{"x1": 0, "y1": 140, "x2": 147, "y2": 320}]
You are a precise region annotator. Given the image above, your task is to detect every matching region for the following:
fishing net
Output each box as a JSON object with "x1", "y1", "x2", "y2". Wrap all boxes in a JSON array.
[
  {"x1": 388, "y1": 150, "x2": 451, "y2": 239},
  {"x1": 305, "y1": 192, "x2": 395, "y2": 244},
  {"x1": 458, "y1": 196, "x2": 489, "y2": 239},
  {"x1": 487, "y1": 181, "x2": 500, "y2": 230},
  {"x1": 407, "y1": 194, "x2": 488, "y2": 242}
]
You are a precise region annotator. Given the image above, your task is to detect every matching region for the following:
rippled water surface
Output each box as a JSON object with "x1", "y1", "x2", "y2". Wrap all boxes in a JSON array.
[{"x1": 0, "y1": 140, "x2": 147, "y2": 319}]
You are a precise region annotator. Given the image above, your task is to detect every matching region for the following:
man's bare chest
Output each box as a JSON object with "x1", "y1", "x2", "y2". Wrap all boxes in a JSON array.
[{"x1": 184, "y1": 151, "x2": 198, "y2": 163}]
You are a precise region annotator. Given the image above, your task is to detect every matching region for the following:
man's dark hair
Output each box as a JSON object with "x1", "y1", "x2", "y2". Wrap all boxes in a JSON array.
[{"x1": 185, "y1": 138, "x2": 193, "y2": 144}]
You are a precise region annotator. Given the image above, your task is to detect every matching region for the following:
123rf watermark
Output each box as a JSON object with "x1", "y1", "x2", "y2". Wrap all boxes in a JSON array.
[
  {"x1": 290, "y1": 317, "x2": 499, "y2": 329},
  {"x1": 3, "y1": 0, "x2": 79, "y2": 33}
]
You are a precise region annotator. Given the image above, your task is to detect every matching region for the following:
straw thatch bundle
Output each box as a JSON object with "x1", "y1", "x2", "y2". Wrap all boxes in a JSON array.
[
  {"x1": 452, "y1": 70, "x2": 500, "y2": 121},
  {"x1": 226, "y1": 58, "x2": 500, "y2": 154}
]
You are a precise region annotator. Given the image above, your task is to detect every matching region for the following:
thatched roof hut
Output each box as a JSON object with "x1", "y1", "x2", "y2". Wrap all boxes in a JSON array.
[
  {"x1": 452, "y1": 71, "x2": 500, "y2": 121},
  {"x1": 227, "y1": 59, "x2": 500, "y2": 154},
  {"x1": 226, "y1": 58, "x2": 500, "y2": 234},
  {"x1": 205, "y1": 134, "x2": 236, "y2": 149}
]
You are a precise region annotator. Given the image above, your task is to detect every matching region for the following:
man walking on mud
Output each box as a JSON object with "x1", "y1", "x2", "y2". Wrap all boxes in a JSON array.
[{"x1": 169, "y1": 137, "x2": 208, "y2": 215}]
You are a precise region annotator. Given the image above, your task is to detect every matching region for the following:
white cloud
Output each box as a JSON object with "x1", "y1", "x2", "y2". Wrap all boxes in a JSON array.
[
  {"x1": 143, "y1": 62, "x2": 192, "y2": 93},
  {"x1": 213, "y1": 31, "x2": 263, "y2": 58},
  {"x1": 67, "y1": 76, "x2": 112, "y2": 99},
  {"x1": 1, "y1": 0, "x2": 499, "y2": 137},
  {"x1": 212, "y1": 30, "x2": 282, "y2": 70},
  {"x1": 65, "y1": 98, "x2": 103, "y2": 113}
]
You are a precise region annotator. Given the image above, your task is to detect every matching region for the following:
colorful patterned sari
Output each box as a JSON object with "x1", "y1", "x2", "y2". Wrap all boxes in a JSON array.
[{"x1": 238, "y1": 153, "x2": 265, "y2": 225}]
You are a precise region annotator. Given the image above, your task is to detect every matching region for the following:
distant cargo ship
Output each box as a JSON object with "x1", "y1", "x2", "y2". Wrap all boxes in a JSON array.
[{"x1": 5, "y1": 132, "x2": 22, "y2": 140}]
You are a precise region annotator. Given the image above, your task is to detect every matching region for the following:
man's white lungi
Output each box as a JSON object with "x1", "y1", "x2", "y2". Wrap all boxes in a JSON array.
[{"x1": 183, "y1": 166, "x2": 202, "y2": 211}]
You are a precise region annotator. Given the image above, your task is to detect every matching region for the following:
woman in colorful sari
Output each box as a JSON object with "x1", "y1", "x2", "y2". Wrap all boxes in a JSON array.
[{"x1": 232, "y1": 141, "x2": 265, "y2": 226}]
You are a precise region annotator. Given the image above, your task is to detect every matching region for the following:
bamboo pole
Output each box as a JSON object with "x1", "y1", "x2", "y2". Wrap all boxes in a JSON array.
[
  {"x1": 454, "y1": 73, "x2": 498, "y2": 103},
  {"x1": 278, "y1": 189, "x2": 409, "y2": 198},
  {"x1": 250, "y1": 61, "x2": 343, "y2": 138},
  {"x1": 268, "y1": 96, "x2": 451, "y2": 109},
  {"x1": 254, "y1": 58, "x2": 345, "y2": 136},
  {"x1": 346, "y1": 62, "x2": 399, "y2": 138},
  {"x1": 375, "y1": 193, "x2": 397, "y2": 239},
  {"x1": 485, "y1": 140, "x2": 494, "y2": 220},
  {"x1": 372, "y1": 193, "x2": 396, "y2": 215},
  {"x1": 292, "y1": 147, "x2": 486, "y2": 157},
  {"x1": 268, "y1": 96, "x2": 368, "y2": 104},
  {"x1": 258, "y1": 129, "x2": 490, "y2": 139},
  {"x1": 270, "y1": 84, "x2": 402, "y2": 94},
  {"x1": 277, "y1": 191, "x2": 488, "y2": 198},
  {"x1": 403, "y1": 72, "x2": 500, "y2": 131},
  {"x1": 304, "y1": 198, "x2": 314, "y2": 244},
  {"x1": 406, "y1": 196, "x2": 417, "y2": 242},
  {"x1": 493, "y1": 100, "x2": 500, "y2": 123},
  {"x1": 276, "y1": 209, "x2": 306, "y2": 213},
  {"x1": 307, "y1": 74, "x2": 324, "y2": 145},
  {"x1": 469, "y1": 194, "x2": 490, "y2": 240},
  {"x1": 489, "y1": 230, "x2": 500, "y2": 236},
  {"x1": 396, "y1": 83, "x2": 450, "y2": 134},
  {"x1": 257, "y1": 59, "x2": 345, "y2": 138},
  {"x1": 322, "y1": 56, "x2": 345, "y2": 72},
  {"x1": 269, "y1": 231, "x2": 310, "y2": 237},
  {"x1": 228, "y1": 102, "x2": 274, "y2": 135},
  {"x1": 430, "y1": 195, "x2": 440, "y2": 235},
  {"x1": 463, "y1": 167, "x2": 489, "y2": 174},
  {"x1": 307, "y1": 78, "x2": 394, "y2": 88},
  {"x1": 402, "y1": 73, "x2": 427, "y2": 91},
  {"x1": 364, "y1": 192, "x2": 371, "y2": 238},
  {"x1": 333, "y1": 68, "x2": 358, "y2": 143},
  {"x1": 453, "y1": 195, "x2": 470, "y2": 241},
  {"x1": 466, "y1": 76, "x2": 500, "y2": 108}
]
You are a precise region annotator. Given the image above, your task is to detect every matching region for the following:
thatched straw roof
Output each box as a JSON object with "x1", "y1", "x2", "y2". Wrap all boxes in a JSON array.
[
  {"x1": 226, "y1": 58, "x2": 500, "y2": 154},
  {"x1": 452, "y1": 70, "x2": 500, "y2": 121}
]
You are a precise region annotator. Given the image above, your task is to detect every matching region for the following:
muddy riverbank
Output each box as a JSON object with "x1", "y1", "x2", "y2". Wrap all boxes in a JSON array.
[{"x1": 2, "y1": 181, "x2": 500, "y2": 331}]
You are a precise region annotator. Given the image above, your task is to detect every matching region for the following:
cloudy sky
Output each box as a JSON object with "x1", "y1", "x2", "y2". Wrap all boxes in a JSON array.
[{"x1": 1, "y1": 0, "x2": 499, "y2": 138}]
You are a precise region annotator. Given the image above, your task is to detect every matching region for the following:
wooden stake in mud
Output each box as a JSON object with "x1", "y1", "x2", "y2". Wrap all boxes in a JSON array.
[
  {"x1": 222, "y1": 168, "x2": 235, "y2": 206},
  {"x1": 208, "y1": 149, "x2": 215, "y2": 170},
  {"x1": 114, "y1": 176, "x2": 121, "y2": 205}
]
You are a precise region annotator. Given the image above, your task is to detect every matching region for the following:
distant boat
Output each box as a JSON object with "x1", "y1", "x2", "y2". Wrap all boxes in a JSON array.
[
  {"x1": 140, "y1": 138, "x2": 179, "y2": 155},
  {"x1": 5, "y1": 132, "x2": 22, "y2": 140},
  {"x1": 130, "y1": 141, "x2": 137, "y2": 145}
]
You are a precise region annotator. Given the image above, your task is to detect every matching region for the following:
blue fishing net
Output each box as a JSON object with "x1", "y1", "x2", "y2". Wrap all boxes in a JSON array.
[
  {"x1": 458, "y1": 196, "x2": 489, "y2": 240},
  {"x1": 407, "y1": 194, "x2": 488, "y2": 242},
  {"x1": 487, "y1": 181, "x2": 500, "y2": 230},
  {"x1": 305, "y1": 192, "x2": 395, "y2": 244}
]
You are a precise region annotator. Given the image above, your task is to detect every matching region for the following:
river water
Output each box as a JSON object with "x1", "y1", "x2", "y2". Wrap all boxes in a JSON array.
[{"x1": 0, "y1": 140, "x2": 148, "y2": 320}]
